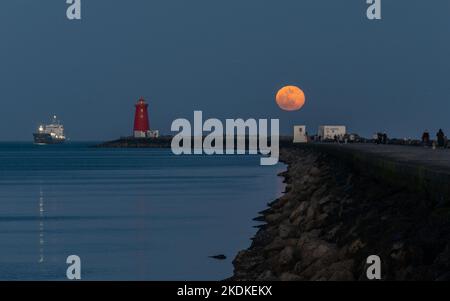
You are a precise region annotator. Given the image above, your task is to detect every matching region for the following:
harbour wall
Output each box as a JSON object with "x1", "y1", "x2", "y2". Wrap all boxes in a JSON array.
[{"x1": 231, "y1": 144, "x2": 450, "y2": 281}]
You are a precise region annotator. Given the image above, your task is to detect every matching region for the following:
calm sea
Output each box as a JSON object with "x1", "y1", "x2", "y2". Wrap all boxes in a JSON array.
[{"x1": 0, "y1": 142, "x2": 285, "y2": 280}]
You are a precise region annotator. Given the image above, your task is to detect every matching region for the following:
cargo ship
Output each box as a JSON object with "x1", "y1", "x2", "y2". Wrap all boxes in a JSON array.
[{"x1": 33, "y1": 115, "x2": 66, "y2": 145}]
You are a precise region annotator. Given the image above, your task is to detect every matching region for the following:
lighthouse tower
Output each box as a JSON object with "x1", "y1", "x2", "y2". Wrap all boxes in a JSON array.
[{"x1": 133, "y1": 97, "x2": 159, "y2": 139}]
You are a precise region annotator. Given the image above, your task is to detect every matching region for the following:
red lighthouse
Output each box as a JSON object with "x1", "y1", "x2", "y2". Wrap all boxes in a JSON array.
[
  {"x1": 133, "y1": 97, "x2": 159, "y2": 139},
  {"x1": 133, "y1": 98, "x2": 150, "y2": 138}
]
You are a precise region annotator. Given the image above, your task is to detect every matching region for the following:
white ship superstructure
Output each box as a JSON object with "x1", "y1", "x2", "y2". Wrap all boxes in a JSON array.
[{"x1": 33, "y1": 115, "x2": 66, "y2": 144}]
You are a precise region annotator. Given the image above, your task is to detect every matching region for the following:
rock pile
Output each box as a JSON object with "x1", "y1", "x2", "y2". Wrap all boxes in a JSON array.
[{"x1": 231, "y1": 147, "x2": 450, "y2": 281}]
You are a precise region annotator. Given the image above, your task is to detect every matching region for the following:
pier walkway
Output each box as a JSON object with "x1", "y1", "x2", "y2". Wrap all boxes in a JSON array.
[
  {"x1": 299, "y1": 143, "x2": 450, "y2": 203},
  {"x1": 317, "y1": 144, "x2": 450, "y2": 174}
]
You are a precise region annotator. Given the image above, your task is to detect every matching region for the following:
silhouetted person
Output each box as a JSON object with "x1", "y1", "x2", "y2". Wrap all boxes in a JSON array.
[
  {"x1": 382, "y1": 133, "x2": 388, "y2": 144},
  {"x1": 376, "y1": 132, "x2": 382, "y2": 145},
  {"x1": 422, "y1": 130, "x2": 430, "y2": 147},
  {"x1": 372, "y1": 133, "x2": 378, "y2": 143},
  {"x1": 437, "y1": 129, "x2": 445, "y2": 147}
]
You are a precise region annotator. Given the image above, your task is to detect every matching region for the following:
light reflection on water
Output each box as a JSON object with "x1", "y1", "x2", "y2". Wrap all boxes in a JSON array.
[{"x1": 0, "y1": 143, "x2": 285, "y2": 280}]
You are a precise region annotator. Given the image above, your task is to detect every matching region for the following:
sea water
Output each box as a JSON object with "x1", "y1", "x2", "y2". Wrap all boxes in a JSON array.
[{"x1": 0, "y1": 142, "x2": 285, "y2": 280}]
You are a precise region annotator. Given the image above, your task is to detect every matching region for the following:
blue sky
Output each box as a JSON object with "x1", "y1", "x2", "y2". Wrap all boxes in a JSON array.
[{"x1": 1, "y1": 0, "x2": 450, "y2": 141}]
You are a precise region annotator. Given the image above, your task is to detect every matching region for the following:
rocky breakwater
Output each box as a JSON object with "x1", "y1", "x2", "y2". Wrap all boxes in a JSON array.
[
  {"x1": 95, "y1": 136, "x2": 173, "y2": 148},
  {"x1": 231, "y1": 147, "x2": 450, "y2": 281}
]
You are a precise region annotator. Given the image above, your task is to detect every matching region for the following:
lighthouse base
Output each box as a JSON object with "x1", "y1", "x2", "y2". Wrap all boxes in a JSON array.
[{"x1": 134, "y1": 130, "x2": 160, "y2": 139}]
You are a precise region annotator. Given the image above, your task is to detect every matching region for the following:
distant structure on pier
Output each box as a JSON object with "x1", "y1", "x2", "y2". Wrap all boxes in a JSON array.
[
  {"x1": 133, "y1": 97, "x2": 159, "y2": 139},
  {"x1": 318, "y1": 125, "x2": 346, "y2": 141},
  {"x1": 293, "y1": 125, "x2": 308, "y2": 143}
]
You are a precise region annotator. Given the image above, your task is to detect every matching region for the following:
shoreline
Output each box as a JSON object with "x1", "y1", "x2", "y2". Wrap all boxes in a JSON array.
[{"x1": 230, "y1": 146, "x2": 450, "y2": 281}]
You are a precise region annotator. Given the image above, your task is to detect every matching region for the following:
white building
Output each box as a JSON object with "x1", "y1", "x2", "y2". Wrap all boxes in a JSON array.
[
  {"x1": 134, "y1": 130, "x2": 160, "y2": 139},
  {"x1": 147, "y1": 130, "x2": 160, "y2": 138},
  {"x1": 318, "y1": 125, "x2": 346, "y2": 140},
  {"x1": 293, "y1": 125, "x2": 308, "y2": 143},
  {"x1": 134, "y1": 130, "x2": 146, "y2": 138}
]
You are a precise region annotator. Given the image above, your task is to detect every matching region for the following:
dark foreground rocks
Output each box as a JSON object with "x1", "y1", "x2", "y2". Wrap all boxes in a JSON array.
[{"x1": 231, "y1": 147, "x2": 450, "y2": 281}]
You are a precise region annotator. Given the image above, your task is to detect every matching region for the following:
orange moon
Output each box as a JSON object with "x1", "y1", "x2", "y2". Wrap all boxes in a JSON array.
[{"x1": 276, "y1": 85, "x2": 306, "y2": 111}]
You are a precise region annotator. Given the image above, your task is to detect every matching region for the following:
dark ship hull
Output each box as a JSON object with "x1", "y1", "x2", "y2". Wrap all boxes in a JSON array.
[{"x1": 33, "y1": 133, "x2": 65, "y2": 145}]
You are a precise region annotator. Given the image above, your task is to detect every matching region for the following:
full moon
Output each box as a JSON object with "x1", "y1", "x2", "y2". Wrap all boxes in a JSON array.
[{"x1": 276, "y1": 85, "x2": 306, "y2": 111}]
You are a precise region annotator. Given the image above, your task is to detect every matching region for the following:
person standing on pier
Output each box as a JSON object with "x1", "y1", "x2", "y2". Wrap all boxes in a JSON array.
[
  {"x1": 437, "y1": 129, "x2": 445, "y2": 148},
  {"x1": 382, "y1": 133, "x2": 388, "y2": 144},
  {"x1": 372, "y1": 133, "x2": 378, "y2": 144},
  {"x1": 422, "y1": 130, "x2": 430, "y2": 147},
  {"x1": 376, "y1": 132, "x2": 382, "y2": 144}
]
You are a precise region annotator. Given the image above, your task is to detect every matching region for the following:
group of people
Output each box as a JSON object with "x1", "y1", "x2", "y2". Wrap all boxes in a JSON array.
[
  {"x1": 371, "y1": 129, "x2": 448, "y2": 148},
  {"x1": 373, "y1": 132, "x2": 388, "y2": 145},
  {"x1": 422, "y1": 129, "x2": 447, "y2": 148}
]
